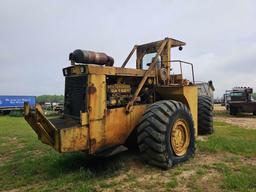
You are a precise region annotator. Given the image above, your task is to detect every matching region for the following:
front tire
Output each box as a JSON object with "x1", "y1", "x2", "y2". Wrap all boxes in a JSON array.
[{"x1": 137, "y1": 100, "x2": 195, "y2": 169}]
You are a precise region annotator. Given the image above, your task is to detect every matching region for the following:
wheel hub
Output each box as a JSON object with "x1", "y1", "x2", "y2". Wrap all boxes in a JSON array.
[{"x1": 171, "y1": 119, "x2": 190, "y2": 156}]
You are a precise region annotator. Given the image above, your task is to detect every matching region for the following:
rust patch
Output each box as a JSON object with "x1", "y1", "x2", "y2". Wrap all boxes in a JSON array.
[
  {"x1": 59, "y1": 126, "x2": 88, "y2": 152},
  {"x1": 89, "y1": 138, "x2": 97, "y2": 154},
  {"x1": 88, "y1": 84, "x2": 97, "y2": 94},
  {"x1": 104, "y1": 109, "x2": 111, "y2": 117}
]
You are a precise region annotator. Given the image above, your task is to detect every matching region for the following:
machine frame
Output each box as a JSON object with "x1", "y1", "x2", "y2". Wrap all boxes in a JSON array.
[{"x1": 24, "y1": 37, "x2": 198, "y2": 157}]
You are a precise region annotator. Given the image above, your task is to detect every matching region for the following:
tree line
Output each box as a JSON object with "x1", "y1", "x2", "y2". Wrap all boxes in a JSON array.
[
  {"x1": 36, "y1": 95, "x2": 64, "y2": 103},
  {"x1": 36, "y1": 93, "x2": 256, "y2": 103},
  {"x1": 253, "y1": 93, "x2": 256, "y2": 100}
]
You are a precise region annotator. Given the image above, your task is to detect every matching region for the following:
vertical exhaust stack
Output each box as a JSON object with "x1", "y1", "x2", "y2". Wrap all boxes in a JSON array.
[{"x1": 69, "y1": 49, "x2": 114, "y2": 66}]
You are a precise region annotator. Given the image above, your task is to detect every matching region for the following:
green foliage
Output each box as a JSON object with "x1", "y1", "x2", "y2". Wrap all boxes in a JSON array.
[
  {"x1": 197, "y1": 121, "x2": 256, "y2": 157},
  {"x1": 165, "y1": 178, "x2": 178, "y2": 189},
  {"x1": 209, "y1": 163, "x2": 256, "y2": 191},
  {"x1": 36, "y1": 95, "x2": 64, "y2": 103},
  {"x1": 9, "y1": 111, "x2": 23, "y2": 117},
  {"x1": 0, "y1": 116, "x2": 125, "y2": 191},
  {"x1": 252, "y1": 93, "x2": 256, "y2": 100},
  {"x1": 1, "y1": 116, "x2": 256, "y2": 191},
  {"x1": 223, "y1": 165, "x2": 256, "y2": 191}
]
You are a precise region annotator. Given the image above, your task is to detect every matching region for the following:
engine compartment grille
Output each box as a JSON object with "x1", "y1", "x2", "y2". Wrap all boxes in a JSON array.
[{"x1": 64, "y1": 76, "x2": 87, "y2": 118}]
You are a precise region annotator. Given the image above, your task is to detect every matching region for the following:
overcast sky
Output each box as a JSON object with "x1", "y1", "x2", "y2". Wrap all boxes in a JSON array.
[{"x1": 0, "y1": 0, "x2": 255, "y2": 97}]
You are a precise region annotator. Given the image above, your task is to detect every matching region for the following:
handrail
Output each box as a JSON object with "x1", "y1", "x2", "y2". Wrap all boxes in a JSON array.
[
  {"x1": 170, "y1": 60, "x2": 195, "y2": 84},
  {"x1": 121, "y1": 45, "x2": 137, "y2": 68}
]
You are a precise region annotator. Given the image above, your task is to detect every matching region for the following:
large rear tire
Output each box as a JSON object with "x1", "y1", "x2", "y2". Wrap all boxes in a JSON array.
[
  {"x1": 198, "y1": 96, "x2": 213, "y2": 135},
  {"x1": 137, "y1": 100, "x2": 195, "y2": 169}
]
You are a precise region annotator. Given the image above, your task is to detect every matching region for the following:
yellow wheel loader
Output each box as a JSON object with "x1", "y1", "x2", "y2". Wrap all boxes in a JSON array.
[{"x1": 24, "y1": 37, "x2": 213, "y2": 169}]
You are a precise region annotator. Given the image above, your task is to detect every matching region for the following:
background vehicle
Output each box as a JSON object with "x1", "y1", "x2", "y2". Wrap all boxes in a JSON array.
[
  {"x1": 53, "y1": 103, "x2": 64, "y2": 113},
  {"x1": 196, "y1": 80, "x2": 214, "y2": 100},
  {"x1": 0, "y1": 95, "x2": 35, "y2": 115},
  {"x1": 24, "y1": 37, "x2": 213, "y2": 169},
  {"x1": 227, "y1": 87, "x2": 256, "y2": 116}
]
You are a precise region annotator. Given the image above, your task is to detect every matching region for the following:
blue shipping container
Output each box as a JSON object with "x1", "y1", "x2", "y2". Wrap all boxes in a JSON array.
[{"x1": 0, "y1": 96, "x2": 36, "y2": 109}]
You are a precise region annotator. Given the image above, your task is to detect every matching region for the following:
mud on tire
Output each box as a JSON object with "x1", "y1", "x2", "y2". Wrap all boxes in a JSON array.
[{"x1": 137, "y1": 100, "x2": 195, "y2": 169}]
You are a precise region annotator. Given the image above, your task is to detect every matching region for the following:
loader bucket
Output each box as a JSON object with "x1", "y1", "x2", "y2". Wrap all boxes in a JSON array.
[{"x1": 24, "y1": 102, "x2": 88, "y2": 153}]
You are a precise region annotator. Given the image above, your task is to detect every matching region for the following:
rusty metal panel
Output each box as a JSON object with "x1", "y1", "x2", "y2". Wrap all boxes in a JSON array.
[
  {"x1": 59, "y1": 126, "x2": 88, "y2": 152},
  {"x1": 104, "y1": 105, "x2": 147, "y2": 147},
  {"x1": 86, "y1": 65, "x2": 156, "y2": 77},
  {"x1": 115, "y1": 67, "x2": 155, "y2": 77},
  {"x1": 24, "y1": 103, "x2": 58, "y2": 147},
  {"x1": 64, "y1": 64, "x2": 156, "y2": 77},
  {"x1": 86, "y1": 65, "x2": 116, "y2": 75},
  {"x1": 88, "y1": 72, "x2": 147, "y2": 153},
  {"x1": 80, "y1": 112, "x2": 89, "y2": 126},
  {"x1": 24, "y1": 102, "x2": 89, "y2": 153},
  {"x1": 88, "y1": 120, "x2": 105, "y2": 153},
  {"x1": 88, "y1": 74, "x2": 106, "y2": 120},
  {"x1": 88, "y1": 74, "x2": 106, "y2": 153}
]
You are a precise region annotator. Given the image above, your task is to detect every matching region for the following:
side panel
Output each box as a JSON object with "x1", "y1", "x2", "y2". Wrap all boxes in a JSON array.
[
  {"x1": 88, "y1": 73, "x2": 147, "y2": 153},
  {"x1": 156, "y1": 86, "x2": 198, "y2": 136},
  {"x1": 88, "y1": 74, "x2": 107, "y2": 153},
  {"x1": 183, "y1": 86, "x2": 198, "y2": 136},
  {"x1": 59, "y1": 126, "x2": 88, "y2": 152},
  {"x1": 104, "y1": 105, "x2": 146, "y2": 148}
]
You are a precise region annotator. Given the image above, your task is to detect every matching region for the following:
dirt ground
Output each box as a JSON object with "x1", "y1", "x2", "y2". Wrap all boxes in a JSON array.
[
  {"x1": 93, "y1": 152, "x2": 226, "y2": 192},
  {"x1": 214, "y1": 104, "x2": 256, "y2": 129}
]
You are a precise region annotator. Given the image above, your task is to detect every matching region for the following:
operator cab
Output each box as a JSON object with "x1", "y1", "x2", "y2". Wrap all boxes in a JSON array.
[{"x1": 122, "y1": 37, "x2": 194, "y2": 86}]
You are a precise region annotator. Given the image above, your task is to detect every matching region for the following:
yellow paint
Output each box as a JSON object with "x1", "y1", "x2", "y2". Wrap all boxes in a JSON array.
[
  {"x1": 62, "y1": 64, "x2": 156, "y2": 77},
  {"x1": 80, "y1": 112, "x2": 89, "y2": 126},
  {"x1": 88, "y1": 74, "x2": 106, "y2": 153},
  {"x1": 24, "y1": 37, "x2": 200, "y2": 157},
  {"x1": 24, "y1": 103, "x2": 89, "y2": 153},
  {"x1": 59, "y1": 126, "x2": 88, "y2": 152},
  {"x1": 171, "y1": 119, "x2": 190, "y2": 156},
  {"x1": 87, "y1": 73, "x2": 148, "y2": 153},
  {"x1": 156, "y1": 85, "x2": 198, "y2": 136},
  {"x1": 25, "y1": 75, "x2": 198, "y2": 154},
  {"x1": 183, "y1": 86, "x2": 198, "y2": 136},
  {"x1": 104, "y1": 105, "x2": 146, "y2": 148}
]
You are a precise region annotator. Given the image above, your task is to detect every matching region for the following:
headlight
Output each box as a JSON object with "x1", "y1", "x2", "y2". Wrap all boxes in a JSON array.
[{"x1": 64, "y1": 69, "x2": 68, "y2": 76}]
